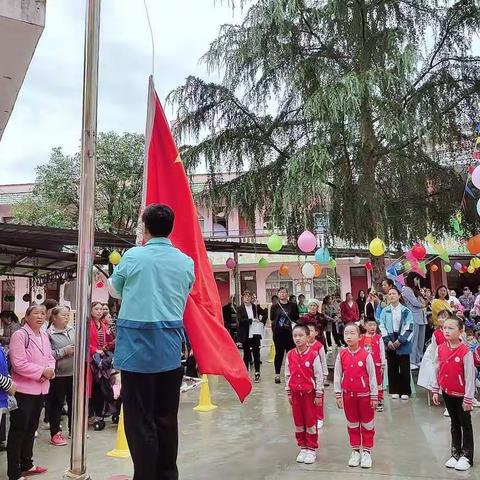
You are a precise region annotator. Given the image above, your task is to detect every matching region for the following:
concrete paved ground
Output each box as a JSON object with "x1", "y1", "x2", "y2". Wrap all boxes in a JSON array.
[{"x1": 1, "y1": 363, "x2": 480, "y2": 479}]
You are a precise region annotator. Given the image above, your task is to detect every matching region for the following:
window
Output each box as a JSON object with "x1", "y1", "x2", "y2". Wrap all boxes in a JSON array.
[
  {"x1": 213, "y1": 207, "x2": 228, "y2": 237},
  {"x1": 198, "y1": 215, "x2": 205, "y2": 233},
  {"x1": 240, "y1": 271, "x2": 257, "y2": 296},
  {"x1": 1, "y1": 280, "x2": 15, "y2": 311},
  {"x1": 312, "y1": 270, "x2": 340, "y2": 301},
  {"x1": 265, "y1": 271, "x2": 294, "y2": 302}
]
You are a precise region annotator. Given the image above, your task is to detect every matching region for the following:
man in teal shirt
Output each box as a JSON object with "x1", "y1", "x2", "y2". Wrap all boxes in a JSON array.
[{"x1": 109, "y1": 203, "x2": 194, "y2": 480}]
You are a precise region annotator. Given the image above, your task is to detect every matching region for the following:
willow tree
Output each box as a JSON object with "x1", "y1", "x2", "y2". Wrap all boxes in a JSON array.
[{"x1": 169, "y1": 0, "x2": 480, "y2": 279}]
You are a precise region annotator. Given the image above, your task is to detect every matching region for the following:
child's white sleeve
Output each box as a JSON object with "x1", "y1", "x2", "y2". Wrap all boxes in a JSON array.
[
  {"x1": 379, "y1": 338, "x2": 386, "y2": 368},
  {"x1": 431, "y1": 345, "x2": 440, "y2": 393},
  {"x1": 333, "y1": 354, "x2": 342, "y2": 398},
  {"x1": 319, "y1": 347, "x2": 328, "y2": 377},
  {"x1": 313, "y1": 356, "x2": 324, "y2": 397},
  {"x1": 463, "y1": 352, "x2": 476, "y2": 406},
  {"x1": 0, "y1": 372, "x2": 12, "y2": 392},
  {"x1": 366, "y1": 354, "x2": 378, "y2": 400},
  {"x1": 285, "y1": 354, "x2": 291, "y2": 394}
]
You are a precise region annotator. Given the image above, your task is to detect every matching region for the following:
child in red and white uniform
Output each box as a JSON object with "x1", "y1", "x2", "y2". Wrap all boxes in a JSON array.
[
  {"x1": 334, "y1": 323, "x2": 378, "y2": 469},
  {"x1": 285, "y1": 324, "x2": 324, "y2": 465},
  {"x1": 304, "y1": 321, "x2": 328, "y2": 428},
  {"x1": 431, "y1": 309, "x2": 449, "y2": 355},
  {"x1": 432, "y1": 317, "x2": 475, "y2": 471},
  {"x1": 359, "y1": 318, "x2": 386, "y2": 412}
]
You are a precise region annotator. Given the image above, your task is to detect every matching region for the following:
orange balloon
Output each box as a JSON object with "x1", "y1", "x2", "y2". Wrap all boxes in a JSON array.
[
  {"x1": 314, "y1": 264, "x2": 322, "y2": 277},
  {"x1": 467, "y1": 235, "x2": 480, "y2": 255},
  {"x1": 279, "y1": 264, "x2": 289, "y2": 276},
  {"x1": 430, "y1": 264, "x2": 438, "y2": 272}
]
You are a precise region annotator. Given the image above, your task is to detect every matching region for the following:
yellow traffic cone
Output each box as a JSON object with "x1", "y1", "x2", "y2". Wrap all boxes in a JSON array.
[
  {"x1": 107, "y1": 408, "x2": 130, "y2": 458},
  {"x1": 267, "y1": 343, "x2": 275, "y2": 363},
  {"x1": 193, "y1": 374, "x2": 218, "y2": 412}
]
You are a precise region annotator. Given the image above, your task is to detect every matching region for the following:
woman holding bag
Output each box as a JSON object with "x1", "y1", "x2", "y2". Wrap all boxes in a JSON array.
[{"x1": 237, "y1": 291, "x2": 266, "y2": 382}]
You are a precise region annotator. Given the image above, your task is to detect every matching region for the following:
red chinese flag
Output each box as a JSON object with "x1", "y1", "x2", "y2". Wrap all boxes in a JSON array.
[{"x1": 144, "y1": 78, "x2": 251, "y2": 401}]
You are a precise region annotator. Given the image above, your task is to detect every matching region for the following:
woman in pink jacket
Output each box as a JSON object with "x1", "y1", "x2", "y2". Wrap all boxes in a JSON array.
[{"x1": 7, "y1": 305, "x2": 55, "y2": 480}]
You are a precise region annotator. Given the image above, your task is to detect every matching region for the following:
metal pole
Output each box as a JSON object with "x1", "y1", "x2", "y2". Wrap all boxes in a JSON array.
[
  {"x1": 233, "y1": 250, "x2": 241, "y2": 304},
  {"x1": 65, "y1": 1, "x2": 101, "y2": 478}
]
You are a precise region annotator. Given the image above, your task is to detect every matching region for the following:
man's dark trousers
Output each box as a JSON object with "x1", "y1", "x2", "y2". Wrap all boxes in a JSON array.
[{"x1": 122, "y1": 367, "x2": 183, "y2": 480}]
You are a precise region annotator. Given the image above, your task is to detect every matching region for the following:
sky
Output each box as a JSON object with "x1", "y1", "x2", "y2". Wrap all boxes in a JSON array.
[{"x1": 0, "y1": 0, "x2": 242, "y2": 184}]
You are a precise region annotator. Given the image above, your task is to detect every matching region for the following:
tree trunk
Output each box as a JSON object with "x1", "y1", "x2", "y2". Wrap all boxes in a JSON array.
[{"x1": 371, "y1": 254, "x2": 386, "y2": 291}]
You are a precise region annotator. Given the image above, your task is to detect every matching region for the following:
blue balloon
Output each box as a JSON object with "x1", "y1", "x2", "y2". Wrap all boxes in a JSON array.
[
  {"x1": 315, "y1": 248, "x2": 330, "y2": 264},
  {"x1": 386, "y1": 265, "x2": 397, "y2": 277}
]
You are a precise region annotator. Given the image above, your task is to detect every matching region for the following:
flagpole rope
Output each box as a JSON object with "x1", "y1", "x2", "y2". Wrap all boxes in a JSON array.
[{"x1": 143, "y1": 0, "x2": 155, "y2": 77}]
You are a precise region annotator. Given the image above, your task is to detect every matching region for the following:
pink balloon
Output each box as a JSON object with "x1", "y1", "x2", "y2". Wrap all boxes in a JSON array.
[
  {"x1": 473, "y1": 165, "x2": 480, "y2": 189},
  {"x1": 226, "y1": 258, "x2": 236, "y2": 269},
  {"x1": 297, "y1": 230, "x2": 317, "y2": 253}
]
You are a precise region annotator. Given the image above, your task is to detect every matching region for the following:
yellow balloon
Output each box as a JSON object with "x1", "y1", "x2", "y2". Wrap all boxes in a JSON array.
[
  {"x1": 468, "y1": 265, "x2": 475, "y2": 274},
  {"x1": 471, "y1": 257, "x2": 480, "y2": 269},
  {"x1": 369, "y1": 238, "x2": 385, "y2": 257},
  {"x1": 109, "y1": 250, "x2": 122, "y2": 265}
]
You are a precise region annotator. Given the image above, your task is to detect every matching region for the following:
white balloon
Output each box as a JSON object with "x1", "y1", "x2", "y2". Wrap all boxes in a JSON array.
[
  {"x1": 473, "y1": 165, "x2": 480, "y2": 189},
  {"x1": 353, "y1": 256, "x2": 361, "y2": 264},
  {"x1": 302, "y1": 262, "x2": 315, "y2": 279}
]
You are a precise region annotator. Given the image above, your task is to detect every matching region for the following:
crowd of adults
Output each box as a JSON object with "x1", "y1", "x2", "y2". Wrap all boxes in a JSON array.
[{"x1": 0, "y1": 300, "x2": 117, "y2": 480}]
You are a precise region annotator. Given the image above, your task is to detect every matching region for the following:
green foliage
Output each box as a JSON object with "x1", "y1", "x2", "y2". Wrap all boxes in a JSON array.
[
  {"x1": 12, "y1": 132, "x2": 144, "y2": 234},
  {"x1": 169, "y1": 0, "x2": 480, "y2": 246}
]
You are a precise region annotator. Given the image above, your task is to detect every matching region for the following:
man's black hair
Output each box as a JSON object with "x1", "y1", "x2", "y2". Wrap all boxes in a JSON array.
[{"x1": 142, "y1": 203, "x2": 175, "y2": 237}]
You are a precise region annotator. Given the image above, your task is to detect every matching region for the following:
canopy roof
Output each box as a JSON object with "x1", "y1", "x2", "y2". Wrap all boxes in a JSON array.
[{"x1": 1, "y1": 222, "x2": 455, "y2": 279}]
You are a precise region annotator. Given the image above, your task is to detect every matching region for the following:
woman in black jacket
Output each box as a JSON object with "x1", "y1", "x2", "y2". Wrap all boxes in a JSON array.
[
  {"x1": 237, "y1": 291, "x2": 266, "y2": 382},
  {"x1": 270, "y1": 287, "x2": 299, "y2": 384}
]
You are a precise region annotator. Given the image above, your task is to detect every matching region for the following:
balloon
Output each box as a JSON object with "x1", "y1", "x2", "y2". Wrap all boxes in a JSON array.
[
  {"x1": 329, "y1": 259, "x2": 337, "y2": 269},
  {"x1": 365, "y1": 261, "x2": 373, "y2": 271},
  {"x1": 471, "y1": 257, "x2": 480, "y2": 269},
  {"x1": 468, "y1": 266, "x2": 475, "y2": 274},
  {"x1": 477, "y1": 199, "x2": 480, "y2": 217},
  {"x1": 467, "y1": 235, "x2": 480, "y2": 255},
  {"x1": 454, "y1": 262, "x2": 462, "y2": 271},
  {"x1": 353, "y1": 256, "x2": 361, "y2": 264},
  {"x1": 386, "y1": 264, "x2": 397, "y2": 277},
  {"x1": 314, "y1": 264, "x2": 322, "y2": 277},
  {"x1": 461, "y1": 266, "x2": 468, "y2": 274},
  {"x1": 444, "y1": 264, "x2": 452, "y2": 273},
  {"x1": 302, "y1": 262, "x2": 315, "y2": 279},
  {"x1": 472, "y1": 165, "x2": 480, "y2": 189},
  {"x1": 430, "y1": 264, "x2": 438, "y2": 272},
  {"x1": 395, "y1": 262, "x2": 403, "y2": 271},
  {"x1": 279, "y1": 264, "x2": 289, "y2": 276},
  {"x1": 404, "y1": 261, "x2": 412, "y2": 271},
  {"x1": 411, "y1": 243, "x2": 426, "y2": 260},
  {"x1": 226, "y1": 258, "x2": 236, "y2": 269},
  {"x1": 315, "y1": 248, "x2": 330, "y2": 265},
  {"x1": 418, "y1": 261, "x2": 427, "y2": 272},
  {"x1": 369, "y1": 238, "x2": 385, "y2": 257},
  {"x1": 267, "y1": 234, "x2": 283, "y2": 252},
  {"x1": 297, "y1": 230, "x2": 317, "y2": 253},
  {"x1": 109, "y1": 250, "x2": 122, "y2": 265},
  {"x1": 258, "y1": 257, "x2": 269, "y2": 268},
  {"x1": 96, "y1": 281, "x2": 104, "y2": 288}
]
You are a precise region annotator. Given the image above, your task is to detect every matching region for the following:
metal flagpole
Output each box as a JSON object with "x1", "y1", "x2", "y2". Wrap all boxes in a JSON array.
[{"x1": 65, "y1": 1, "x2": 101, "y2": 478}]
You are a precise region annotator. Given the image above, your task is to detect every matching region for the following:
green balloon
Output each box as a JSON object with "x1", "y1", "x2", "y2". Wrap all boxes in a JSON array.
[
  {"x1": 267, "y1": 234, "x2": 283, "y2": 252},
  {"x1": 404, "y1": 261, "x2": 412, "y2": 270},
  {"x1": 444, "y1": 264, "x2": 452, "y2": 273},
  {"x1": 258, "y1": 257, "x2": 269, "y2": 268},
  {"x1": 329, "y1": 259, "x2": 337, "y2": 269}
]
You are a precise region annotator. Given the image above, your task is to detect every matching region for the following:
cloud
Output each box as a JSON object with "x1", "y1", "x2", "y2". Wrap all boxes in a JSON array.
[{"x1": 0, "y1": 0, "x2": 240, "y2": 183}]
